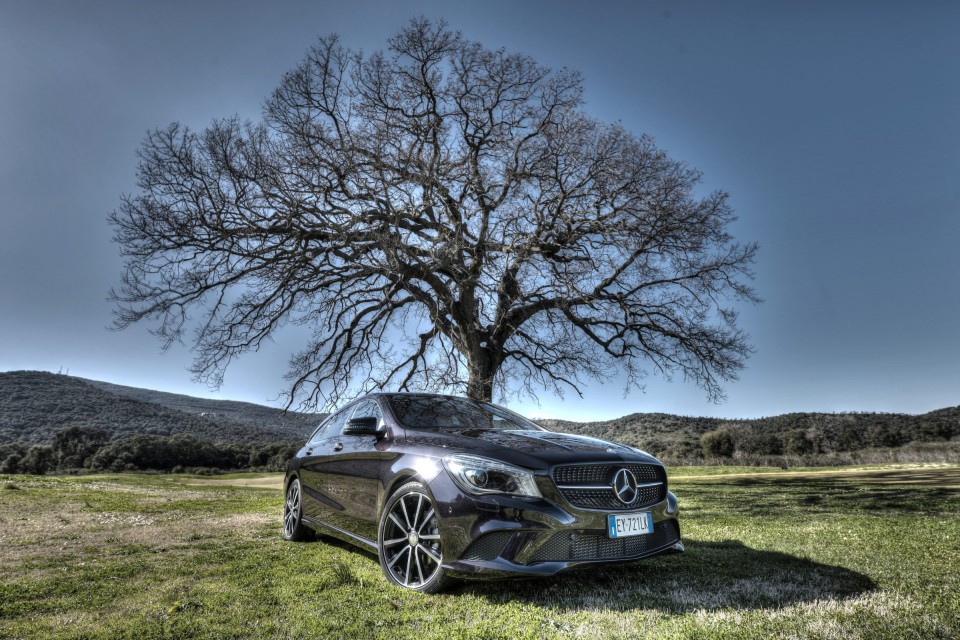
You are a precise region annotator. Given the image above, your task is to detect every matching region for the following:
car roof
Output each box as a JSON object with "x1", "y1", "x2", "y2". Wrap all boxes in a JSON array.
[{"x1": 372, "y1": 392, "x2": 469, "y2": 400}]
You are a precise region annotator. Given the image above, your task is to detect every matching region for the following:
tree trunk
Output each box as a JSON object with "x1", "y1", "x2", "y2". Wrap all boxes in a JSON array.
[
  {"x1": 465, "y1": 349, "x2": 496, "y2": 402},
  {"x1": 466, "y1": 376, "x2": 493, "y2": 402}
]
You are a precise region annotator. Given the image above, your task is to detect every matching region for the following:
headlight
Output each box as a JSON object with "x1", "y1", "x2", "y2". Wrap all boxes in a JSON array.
[{"x1": 441, "y1": 454, "x2": 542, "y2": 498}]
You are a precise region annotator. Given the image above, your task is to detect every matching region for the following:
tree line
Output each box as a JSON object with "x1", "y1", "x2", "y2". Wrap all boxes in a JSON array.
[
  {"x1": 699, "y1": 413, "x2": 958, "y2": 459},
  {"x1": 541, "y1": 406, "x2": 960, "y2": 462},
  {"x1": 0, "y1": 426, "x2": 301, "y2": 475},
  {"x1": 3, "y1": 405, "x2": 957, "y2": 475}
]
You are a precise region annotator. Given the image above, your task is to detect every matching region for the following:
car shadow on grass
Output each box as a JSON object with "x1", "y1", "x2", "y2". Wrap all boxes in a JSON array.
[{"x1": 457, "y1": 538, "x2": 876, "y2": 612}]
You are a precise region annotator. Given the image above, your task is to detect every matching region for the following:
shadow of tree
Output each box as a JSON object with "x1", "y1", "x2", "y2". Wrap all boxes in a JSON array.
[{"x1": 458, "y1": 538, "x2": 875, "y2": 613}]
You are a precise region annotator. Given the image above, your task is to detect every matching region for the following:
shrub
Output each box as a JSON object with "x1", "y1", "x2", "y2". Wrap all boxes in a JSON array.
[
  {"x1": 0, "y1": 443, "x2": 27, "y2": 473},
  {"x1": 19, "y1": 445, "x2": 55, "y2": 474},
  {"x1": 701, "y1": 429, "x2": 735, "y2": 457}
]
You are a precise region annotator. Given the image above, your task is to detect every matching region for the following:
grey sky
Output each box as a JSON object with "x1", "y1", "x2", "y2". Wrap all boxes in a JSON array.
[{"x1": 1, "y1": 0, "x2": 957, "y2": 420}]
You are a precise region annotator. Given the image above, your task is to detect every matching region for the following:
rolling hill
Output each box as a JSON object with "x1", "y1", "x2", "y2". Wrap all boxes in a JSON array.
[
  {"x1": 0, "y1": 371, "x2": 321, "y2": 445},
  {"x1": 82, "y1": 378, "x2": 321, "y2": 436}
]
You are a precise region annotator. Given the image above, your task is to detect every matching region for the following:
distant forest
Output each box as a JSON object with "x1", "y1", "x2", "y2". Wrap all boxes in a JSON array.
[{"x1": 1, "y1": 370, "x2": 958, "y2": 474}]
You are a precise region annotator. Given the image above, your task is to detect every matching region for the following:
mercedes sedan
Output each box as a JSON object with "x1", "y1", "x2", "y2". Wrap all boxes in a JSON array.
[{"x1": 283, "y1": 393, "x2": 683, "y2": 592}]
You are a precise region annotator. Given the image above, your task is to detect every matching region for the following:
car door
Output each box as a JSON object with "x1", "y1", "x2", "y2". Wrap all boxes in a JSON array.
[
  {"x1": 303, "y1": 400, "x2": 386, "y2": 542},
  {"x1": 298, "y1": 406, "x2": 351, "y2": 522}
]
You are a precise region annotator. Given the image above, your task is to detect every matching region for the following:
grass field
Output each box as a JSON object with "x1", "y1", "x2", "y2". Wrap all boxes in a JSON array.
[{"x1": 1, "y1": 465, "x2": 957, "y2": 639}]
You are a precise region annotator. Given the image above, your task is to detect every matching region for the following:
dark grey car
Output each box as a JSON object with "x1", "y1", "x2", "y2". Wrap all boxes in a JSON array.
[{"x1": 283, "y1": 393, "x2": 683, "y2": 592}]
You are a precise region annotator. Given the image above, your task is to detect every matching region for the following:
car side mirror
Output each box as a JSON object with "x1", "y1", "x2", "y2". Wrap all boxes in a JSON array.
[{"x1": 343, "y1": 416, "x2": 381, "y2": 436}]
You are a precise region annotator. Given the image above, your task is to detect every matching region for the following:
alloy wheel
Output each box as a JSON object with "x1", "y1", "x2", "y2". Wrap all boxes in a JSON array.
[
  {"x1": 284, "y1": 479, "x2": 301, "y2": 539},
  {"x1": 381, "y1": 491, "x2": 442, "y2": 588}
]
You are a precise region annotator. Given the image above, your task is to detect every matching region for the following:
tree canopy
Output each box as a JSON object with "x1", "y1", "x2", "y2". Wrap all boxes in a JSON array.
[{"x1": 110, "y1": 18, "x2": 759, "y2": 408}]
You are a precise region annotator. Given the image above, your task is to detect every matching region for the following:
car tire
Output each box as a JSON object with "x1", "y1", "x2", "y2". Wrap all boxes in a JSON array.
[
  {"x1": 282, "y1": 477, "x2": 313, "y2": 542},
  {"x1": 377, "y1": 481, "x2": 451, "y2": 593}
]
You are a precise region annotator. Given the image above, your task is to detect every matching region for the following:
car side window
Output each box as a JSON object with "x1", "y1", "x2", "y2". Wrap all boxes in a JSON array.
[
  {"x1": 306, "y1": 418, "x2": 329, "y2": 445},
  {"x1": 308, "y1": 406, "x2": 351, "y2": 444}
]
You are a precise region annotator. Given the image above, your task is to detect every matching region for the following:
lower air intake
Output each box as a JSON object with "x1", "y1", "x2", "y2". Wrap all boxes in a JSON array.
[
  {"x1": 529, "y1": 519, "x2": 680, "y2": 563},
  {"x1": 459, "y1": 532, "x2": 514, "y2": 562}
]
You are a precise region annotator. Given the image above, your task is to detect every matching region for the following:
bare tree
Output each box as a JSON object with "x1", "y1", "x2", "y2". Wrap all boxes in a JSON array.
[{"x1": 110, "y1": 19, "x2": 759, "y2": 409}]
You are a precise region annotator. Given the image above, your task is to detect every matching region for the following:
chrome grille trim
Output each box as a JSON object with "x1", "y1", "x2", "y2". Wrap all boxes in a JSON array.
[{"x1": 555, "y1": 481, "x2": 663, "y2": 491}]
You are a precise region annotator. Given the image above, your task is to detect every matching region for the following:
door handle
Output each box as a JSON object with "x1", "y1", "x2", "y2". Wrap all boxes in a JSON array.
[
  {"x1": 333, "y1": 442, "x2": 343, "y2": 452},
  {"x1": 305, "y1": 448, "x2": 313, "y2": 456}
]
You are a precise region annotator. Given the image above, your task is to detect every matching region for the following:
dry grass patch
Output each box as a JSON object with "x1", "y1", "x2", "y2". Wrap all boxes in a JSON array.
[
  {"x1": 0, "y1": 476, "x2": 276, "y2": 580},
  {"x1": 185, "y1": 474, "x2": 284, "y2": 491}
]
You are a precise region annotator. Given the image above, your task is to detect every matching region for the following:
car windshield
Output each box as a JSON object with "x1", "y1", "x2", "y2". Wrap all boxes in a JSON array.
[{"x1": 386, "y1": 395, "x2": 542, "y2": 431}]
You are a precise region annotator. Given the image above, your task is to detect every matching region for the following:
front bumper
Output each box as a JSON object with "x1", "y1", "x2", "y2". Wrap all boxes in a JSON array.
[{"x1": 427, "y1": 469, "x2": 683, "y2": 579}]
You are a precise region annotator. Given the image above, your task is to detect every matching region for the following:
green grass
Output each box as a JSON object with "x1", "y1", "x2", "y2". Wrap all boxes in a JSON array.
[{"x1": 1, "y1": 464, "x2": 958, "y2": 639}]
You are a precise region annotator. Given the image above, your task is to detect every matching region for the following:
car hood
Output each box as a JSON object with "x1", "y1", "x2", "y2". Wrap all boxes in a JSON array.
[{"x1": 400, "y1": 428, "x2": 661, "y2": 469}]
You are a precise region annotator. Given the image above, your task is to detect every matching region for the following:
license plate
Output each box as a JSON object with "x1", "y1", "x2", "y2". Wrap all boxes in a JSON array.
[{"x1": 607, "y1": 512, "x2": 653, "y2": 539}]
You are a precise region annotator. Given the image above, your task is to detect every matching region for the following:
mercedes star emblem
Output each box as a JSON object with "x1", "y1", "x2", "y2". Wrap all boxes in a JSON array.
[{"x1": 612, "y1": 468, "x2": 638, "y2": 504}]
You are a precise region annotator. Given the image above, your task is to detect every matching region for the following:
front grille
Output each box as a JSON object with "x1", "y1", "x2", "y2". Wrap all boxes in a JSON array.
[
  {"x1": 459, "y1": 532, "x2": 514, "y2": 561},
  {"x1": 552, "y1": 463, "x2": 667, "y2": 511},
  {"x1": 554, "y1": 464, "x2": 663, "y2": 485},
  {"x1": 529, "y1": 519, "x2": 680, "y2": 563}
]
